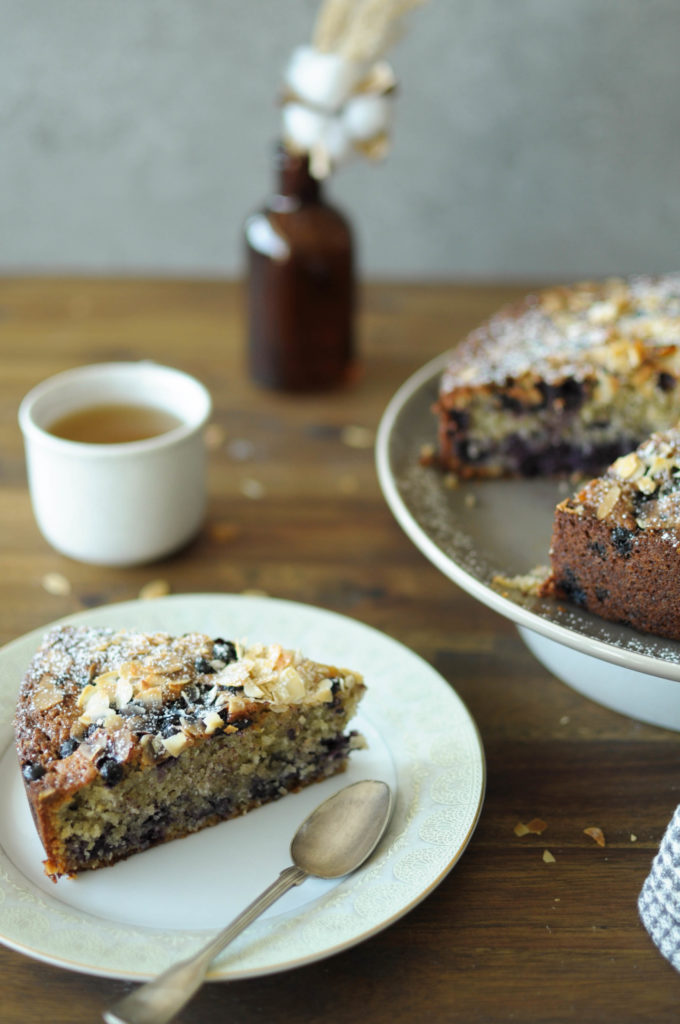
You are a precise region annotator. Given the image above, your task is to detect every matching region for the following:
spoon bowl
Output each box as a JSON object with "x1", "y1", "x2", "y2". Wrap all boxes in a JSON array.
[{"x1": 291, "y1": 778, "x2": 392, "y2": 878}]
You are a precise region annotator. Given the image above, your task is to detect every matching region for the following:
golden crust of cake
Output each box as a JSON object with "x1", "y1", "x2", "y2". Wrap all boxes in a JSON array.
[
  {"x1": 15, "y1": 626, "x2": 366, "y2": 879},
  {"x1": 540, "y1": 427, "x2": 680, "y2": 638},
  {"x1": 435, "y1": 274, "x2": 680, "y2": 479}
]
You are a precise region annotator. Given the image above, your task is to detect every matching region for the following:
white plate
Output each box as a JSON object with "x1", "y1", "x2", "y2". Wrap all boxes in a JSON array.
[
  {"x1": 376, "y1": 353, "x2": 680, "y2": 729},
  {"x1": 0, "y1": 593, "x2": 485, "y2": 980}
]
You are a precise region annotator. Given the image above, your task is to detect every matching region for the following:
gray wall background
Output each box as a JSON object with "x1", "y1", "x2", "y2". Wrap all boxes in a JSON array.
[{"x1": 2, "y1": 0, "x2": 680, "y2": 281}]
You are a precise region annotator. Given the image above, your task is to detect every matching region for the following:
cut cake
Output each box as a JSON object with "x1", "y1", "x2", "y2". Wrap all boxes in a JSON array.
[
  {"x1": 14, "y1": 625, "x2": 366, "y2": 879},
  {"x1": 539, "y1": 427, "x2": 680, "y2": 640}
]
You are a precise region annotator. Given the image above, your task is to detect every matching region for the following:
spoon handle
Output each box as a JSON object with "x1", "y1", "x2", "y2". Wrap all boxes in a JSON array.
[{"x1": 103, "y1": 864, "x2": 307, "y2": 1024}]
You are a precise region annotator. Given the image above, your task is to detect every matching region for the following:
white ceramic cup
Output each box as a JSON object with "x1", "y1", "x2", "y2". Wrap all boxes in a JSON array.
[{"x1": 18, "y1": 361, "x2": 212, "y2": 567}]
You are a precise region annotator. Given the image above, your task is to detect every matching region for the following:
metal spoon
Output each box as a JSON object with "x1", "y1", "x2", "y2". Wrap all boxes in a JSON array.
[{"x1": 103, "y1": 779, "x2": 392, "y2": 1024}]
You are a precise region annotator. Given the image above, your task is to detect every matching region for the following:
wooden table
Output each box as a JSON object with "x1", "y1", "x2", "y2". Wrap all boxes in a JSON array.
[{"x1": 1, "y1": 278, "x2": 678, "y2": 1023}]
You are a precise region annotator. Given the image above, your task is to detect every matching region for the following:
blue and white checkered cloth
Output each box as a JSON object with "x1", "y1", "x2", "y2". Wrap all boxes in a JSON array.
[{"x1": 639, "y1": 806, "x2": 680, "y2": 970}]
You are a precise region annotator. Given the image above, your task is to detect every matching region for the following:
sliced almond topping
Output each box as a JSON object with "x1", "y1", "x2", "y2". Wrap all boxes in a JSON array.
[
  {"x1": 612, "y1": 452, "x2": 641, "y2": 480},
  {"x1": 32, "y1": 676, "x2": 65, "y2": 711},
  {"x1": 80, "y1": 734, "x2": 108, "y2": 761},
  {"x1": 79, "y1": 689, "x2": 111, "y2": 724},
  {"x1": 77, "y1": 683, "x2": 96, "y2": 709},
  {"x1": 203, "y1": 710, "x2": 225, "y2": 734},
  {"x1": 588, "y1": 300, "x2": 618, "y2": 325},
  {"x1": 161, "y1": 732, "x2": 188, "y2": 757},
  {"x1": 136, "y1": 686, "x2": 163, "y2": 705},
  {"x1": 637, "y1": 475, "x2": 658, "y2": 495},
  {"x1": 650, "y1": 456, "x2": 674, "y2": 475},
  {"x1": 596, "y1": 484, "x2": 621, "y2": 520},
  {"x1": 115, "y1": 677, "x2": 134, "y2": 709},
  {"x1": 276, "y1": 666, "x2": 306, "y2": 702}
]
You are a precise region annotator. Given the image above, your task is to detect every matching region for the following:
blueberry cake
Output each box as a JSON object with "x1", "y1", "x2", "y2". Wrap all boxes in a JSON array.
[
  {"x1": 435, "y1": 275, "x2": 680, "y2": 478},
  {"x1": 539, "y1": 427, "x2": 680, "y2": 639},
  {"x1": 15, "y1": 626, "x2": 366, "y2": 879}
]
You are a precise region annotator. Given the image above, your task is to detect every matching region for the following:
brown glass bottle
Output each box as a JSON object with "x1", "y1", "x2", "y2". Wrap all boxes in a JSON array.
[{"x1": 245, "y1": 145, "x2": 355, "y2": 391}]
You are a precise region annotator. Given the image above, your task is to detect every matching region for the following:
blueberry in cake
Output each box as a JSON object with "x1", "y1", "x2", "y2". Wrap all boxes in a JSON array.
[
  {"x1": 539, "y1": 427, "x2": 680, "y2": 639},
  {"x1": 434, "y1": 275, "x2": 680, "y2": 478},
  {"x1": 14, "y1": 626, "x2": 366, "y2": 879}
]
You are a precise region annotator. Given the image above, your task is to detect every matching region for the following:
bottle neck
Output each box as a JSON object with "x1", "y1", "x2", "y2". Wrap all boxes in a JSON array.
[{"x1": 274, "y1": 146, "x2": 322, "y2": 202}]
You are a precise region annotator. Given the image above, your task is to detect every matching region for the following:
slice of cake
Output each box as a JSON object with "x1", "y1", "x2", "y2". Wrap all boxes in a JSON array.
[
  {"x1": 14, "y1": 625, "x2": 366, "y2": 880},
  {"x1": 539, "y1": 427, "x2": 680, "y2": 639},
  {"x1": 434, "y1": 275, "x2": 680, "y2": 478}
]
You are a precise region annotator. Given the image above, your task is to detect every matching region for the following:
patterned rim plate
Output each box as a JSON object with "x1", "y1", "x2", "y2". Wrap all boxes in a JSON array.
[{"x1": 0, "y1": 593, "x2": 485, "y2": 981}]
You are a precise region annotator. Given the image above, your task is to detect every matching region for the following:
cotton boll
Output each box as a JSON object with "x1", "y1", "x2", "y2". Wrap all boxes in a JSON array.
[
  {"x1": 321, "y1": 117, "x2": 354, "y2": 165},
  {"x1": 343, "y1": 93, "x2": 392, "y2": 142},
  {"x1": 281, "y1": 103, "x2": 330, "y2": 152},
  {"x1": 284, "y1": 45, "x2": 365, "y2": 111}
]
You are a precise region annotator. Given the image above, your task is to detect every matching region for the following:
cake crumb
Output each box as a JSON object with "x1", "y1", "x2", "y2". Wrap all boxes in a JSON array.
[
  {"x1": 543, "y1": 849, "x2": 556, "y2": 863},
  {"x1": 492, "y1": 565, "x2": 550, "y2": 596},
  {"x1": 630, "y1": 833, "x2": 638, "y2": 842},
  {"x1": 419, "y1": 443, "x2": 436, "y2": 465}
]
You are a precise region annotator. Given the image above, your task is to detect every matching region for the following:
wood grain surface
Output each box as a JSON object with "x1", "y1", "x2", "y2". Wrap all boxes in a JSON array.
[{"x1": 0, "y1": 278, "x2": 678, "y2": 1023}]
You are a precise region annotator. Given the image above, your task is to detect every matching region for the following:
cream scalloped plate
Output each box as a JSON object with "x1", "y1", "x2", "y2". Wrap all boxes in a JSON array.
[
  {"x1": 376, "y1": 353, "x2": 680, "y2": 731},
  {"x1": 0, "y1": 593, "x2": 485, "y2": 980}
]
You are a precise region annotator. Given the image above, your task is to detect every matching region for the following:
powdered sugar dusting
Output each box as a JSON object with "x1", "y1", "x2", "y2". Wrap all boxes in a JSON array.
[{"x1": 440, "y1": 274, "x2": 680, "y2": 391}]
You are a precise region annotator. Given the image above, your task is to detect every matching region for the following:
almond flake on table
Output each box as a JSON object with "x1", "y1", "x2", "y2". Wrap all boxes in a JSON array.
[
  {"x1": 228, "y1": 438, "x2": 256, "y2": 461},
  {"x1": 583, "y1": 826, "x2": 606, "y2": 847},
  {"x1": 542, "y1": 849, "x2": 556, "y2": 863},
  {"x1": 204, "y1": 423, "x2": 226, "y2": 450},
  {"x1": 337, "y1": 473, "x2": 360, "y2": 494},
  {"x1": 41, "y1": 572, "x2": 72, "y2": 596},
  {"x1": 341, "y1": 424, "x2": 374, "y2": 449},
  {"x1": 240, "y1": 478, "x2": 266, "y2": 499},
  {"x1": 514, "y1": 818, "x2": 548, "y2": 837},
  {"x1": 209, "y1": 521, "x2": 241, "y2": 543},
  {"x1": 138, "y1": 579, "x2": 171, "y2": 600}
]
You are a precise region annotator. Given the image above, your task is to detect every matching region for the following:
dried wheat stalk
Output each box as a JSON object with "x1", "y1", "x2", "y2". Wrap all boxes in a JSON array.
[{"x1": 312, "y1": 0, "x2": 426, "y2": 63}]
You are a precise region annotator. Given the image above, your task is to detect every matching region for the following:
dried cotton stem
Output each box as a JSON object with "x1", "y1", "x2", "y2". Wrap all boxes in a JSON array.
[
  {"x1": 339, "y1": 0, "x2": 397, "y2": 63},
  {"x1": 313, "y1": 0, "x2": 356, "y2": 53},
  {"x1": 338, "y1": 0, "x2": 426, "y2": 63}
]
